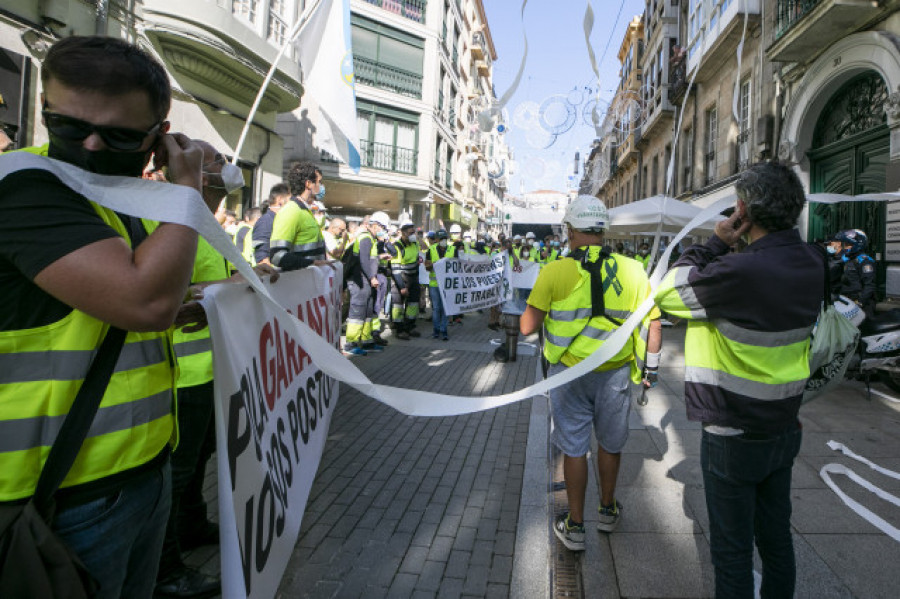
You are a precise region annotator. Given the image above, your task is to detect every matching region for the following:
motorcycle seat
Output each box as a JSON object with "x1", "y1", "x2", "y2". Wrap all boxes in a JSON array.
[{"x1": 860, "y1": 309, "x2": 900, "y2": 335}]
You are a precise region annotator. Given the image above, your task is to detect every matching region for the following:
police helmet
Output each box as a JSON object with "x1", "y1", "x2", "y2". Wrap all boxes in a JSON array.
[
  {"x1": 835, "y1": 229, "x2": 868, "y2": 256},
  {"x1": 436, "y1": 229, "x2": 449, "y2": 240}
]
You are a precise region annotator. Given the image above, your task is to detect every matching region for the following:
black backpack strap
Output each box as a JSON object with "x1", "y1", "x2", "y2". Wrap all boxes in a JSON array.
[
  {"x1": 569, "y1": 247, "x2": 623, "y2": 325},
  {"x1": 33, "y1": 326, "x2": 128, "y2": 517}
]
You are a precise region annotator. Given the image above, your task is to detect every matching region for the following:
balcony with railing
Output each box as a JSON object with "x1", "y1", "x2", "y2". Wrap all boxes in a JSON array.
[
  {"x1": 668, "y1": 46, "x2": 689, "y2": 105},
  {"x1": 471, "y1": 31, "x2": 487, "y2": 60},
  {"x1": 767, "y1": 0, "x2": 880, "y2": 63},
  {"x1": 354, "y1": 56, "x2": 423, "y2": 98},
  {"x1": 362, "y1": 0, "x2": 427, "y2": 24},
  {"x1": 359, "y1": 139, "x2": 418, "y2": 174},
  {"x1": 686, "y1": 0, "x2": 760, "y2": 78}
]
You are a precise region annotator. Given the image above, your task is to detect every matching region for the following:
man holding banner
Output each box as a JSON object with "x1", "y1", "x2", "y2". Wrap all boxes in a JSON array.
[{"x1": 520, "y1": 196, "x2": 661, "y2": 552}]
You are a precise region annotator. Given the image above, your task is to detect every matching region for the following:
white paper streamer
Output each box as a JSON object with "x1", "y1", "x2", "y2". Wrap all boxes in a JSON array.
[
  {"x1": 0, "y1": 152, "x2": 733, "y2": 416},
  {"x1": 820, "y1": 441, "x2": 900, "y2": 542}
]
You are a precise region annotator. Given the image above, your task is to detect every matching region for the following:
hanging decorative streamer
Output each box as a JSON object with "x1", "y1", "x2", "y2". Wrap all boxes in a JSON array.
[{"x1": 232, "y1": 0, "x2": 322, "y2": 163}]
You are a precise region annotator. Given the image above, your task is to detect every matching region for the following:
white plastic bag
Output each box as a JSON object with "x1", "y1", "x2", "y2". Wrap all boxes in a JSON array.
[
  {"x1": 804, "y1": 304, "x2": 861, "y2": 402},
  {"x1": 832, "y1": 295, "x2": 865, "y2": 327}
]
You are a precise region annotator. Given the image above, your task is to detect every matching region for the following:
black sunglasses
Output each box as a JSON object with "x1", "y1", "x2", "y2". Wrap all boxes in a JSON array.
[{"x1": 42, "y1": 110, "x2": 162, "y2": 151}]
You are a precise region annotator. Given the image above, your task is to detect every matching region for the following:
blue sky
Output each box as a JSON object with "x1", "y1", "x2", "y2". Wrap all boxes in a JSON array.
[{"x1": 482, "y1": 0, "x2": 646, "y2": 195}]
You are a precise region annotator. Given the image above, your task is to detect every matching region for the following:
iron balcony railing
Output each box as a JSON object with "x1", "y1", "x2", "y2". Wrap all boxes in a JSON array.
[
  {"x1": 354, "y1": 55, "x2": 423, "y2": 98},
  {"x1": 736, "y1": 129, "x2": 752, "y2": 172},
  {"x1": 359, "y1": 140, "x2": 418, "y2": 175},
  {"x1": 775, "y1": 0, "x2": 820, "y2": 39},
  {"x1": 363, "y1": 0, "x2": 427, "y2": 24}
]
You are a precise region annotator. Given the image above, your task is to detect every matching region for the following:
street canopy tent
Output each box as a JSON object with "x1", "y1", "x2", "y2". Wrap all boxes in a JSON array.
[{"x1": 607, "y1": 194, "x2": 724, "y2": 235}]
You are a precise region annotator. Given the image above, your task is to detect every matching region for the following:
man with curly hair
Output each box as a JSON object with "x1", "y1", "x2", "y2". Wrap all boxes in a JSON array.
[
  {"x1": 269, "y1": 161, "x2": 327, "y2": 270},
  {"x1": 655, "y1": 161, "x2": 823, "y2": 597}
]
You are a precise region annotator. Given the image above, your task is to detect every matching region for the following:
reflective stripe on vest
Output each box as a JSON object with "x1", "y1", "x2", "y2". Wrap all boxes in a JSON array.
[
  {"x1": 391, "y1": 241, "x2": 419, "y2": 274},
  {"x1": 0, "y1": 163, "x2": 174, "y2": 500},
  {"x1": 656, "y1": 268, "x2": 814, "y2": 403},
  {"x1": 542, "y1": 248, "x2": 652, "y2": 382},
  {"x1": 270, "y1": 199, "x2": 326, "y2": 264}
]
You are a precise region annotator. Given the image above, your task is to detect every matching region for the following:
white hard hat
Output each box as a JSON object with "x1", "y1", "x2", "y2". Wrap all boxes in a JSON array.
[
  {"x1": 525, "y1": 231, "x2": 535, "y2": 240},
  {"x1": 513, "y1": 234, "x2": 522, "y2": 241},
  {"x1": 399, "y1": 219, "x2": 415, "y2": 229},
  {"x1": 449, "y1": 224, "x2": 462, "y2": 234},
  {"x1": 370, "y1": 211, "x2": 390, "y2": 228},
  {"x1": 563, "y1": 195, "x2": 609, "y2": 232},
  {"x1": 312, "y1": 201, "x2": 326, "y2": 211}
]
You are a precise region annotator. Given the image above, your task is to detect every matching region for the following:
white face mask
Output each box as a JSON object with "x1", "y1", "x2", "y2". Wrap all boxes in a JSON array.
[
  {"x1": 205, "y1": 162, "x2": 244, "y2": 194},
  {"x1": 439, "y1": 240, "x2": 448, "y2": 248},
  {"x1": 408, "y1": 234, "x2": 417, "y2": 243}
]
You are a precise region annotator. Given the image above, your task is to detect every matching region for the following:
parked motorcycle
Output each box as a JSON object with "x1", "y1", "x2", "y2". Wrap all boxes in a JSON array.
[{"x1": 836, "y1": 297, "x2": 900, "y2": 393}]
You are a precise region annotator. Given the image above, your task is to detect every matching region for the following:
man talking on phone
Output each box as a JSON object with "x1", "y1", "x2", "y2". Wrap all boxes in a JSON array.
[
  {"x1": 0, "y1": 36, "x2": 211, "y2": 598},
  {"x1": 655, "y1": 161, "x2": 823, "y2": 598}
]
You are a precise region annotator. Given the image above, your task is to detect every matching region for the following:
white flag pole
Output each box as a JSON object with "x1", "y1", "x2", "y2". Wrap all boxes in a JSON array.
[{"x1": 232, "y1": 0, "x2": 323, "y2": 164}]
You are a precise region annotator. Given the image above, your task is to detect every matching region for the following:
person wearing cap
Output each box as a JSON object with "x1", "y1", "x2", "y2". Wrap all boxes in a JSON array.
[
  {"x1": 344, "y1": 211, "x2": 390, "y2": 355},
  {"x1": 517, "y1": 231, "x2": 539, "y2": 264},
  {"x1": 389, "y1": 222, "x2": 422, "y2": 339},
  {"x1": 269, "y1": 162, "x2": 327, "y2": 270},
  {"x1": 520, "y1": 195, "x2": 662, "y2": 553},
  {"x1": 424, "y1": 229, "x2": 456, "y2": 340}
]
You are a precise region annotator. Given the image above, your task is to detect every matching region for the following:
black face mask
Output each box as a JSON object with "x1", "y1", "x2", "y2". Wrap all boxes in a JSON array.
[{"x1": 48, "y1": 133, "x2": 152, "y2": 177}]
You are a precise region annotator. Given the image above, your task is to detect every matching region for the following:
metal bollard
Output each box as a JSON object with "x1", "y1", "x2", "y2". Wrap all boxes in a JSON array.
[{"x1": 503, "y1": 314, "x2": 519, "y2": 362}]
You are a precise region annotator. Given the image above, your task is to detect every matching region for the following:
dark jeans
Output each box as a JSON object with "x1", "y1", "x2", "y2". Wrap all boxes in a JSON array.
[
  {"x1": 160, "y1": 381, "x2": 215, "y2": 575},
  {"x1": 54, "y1": 459, "x2": 171, "y2": 599},
  {"x1": 429, "y1": 286, "x2": 448, "y2": 335},
  {"x1": 701, "y1": 425, "x2": 802, "y2": 599}
]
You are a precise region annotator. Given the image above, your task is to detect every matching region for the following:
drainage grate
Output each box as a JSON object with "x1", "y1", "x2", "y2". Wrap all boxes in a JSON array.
[{"x1": 549, "y1": 445, "x2": 583, "y2": 599}]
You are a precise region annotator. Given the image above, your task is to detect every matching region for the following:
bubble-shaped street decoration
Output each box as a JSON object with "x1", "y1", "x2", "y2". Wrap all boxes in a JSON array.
[
  {"x1": 567, "y1": 87, "x2": 586, "y2": 108},
  {"x1": 539, "y1": 95, "x2": 577, "y2": 136},
  {"x1": 525, "y1": 126, "x2": 556, "y2": 150},
  {"x1": 487, "y1": 158, "x2": 506, "y2": 179},
  {"x1": 513, "y1": 101, "x2": 541, "y2": 130}
]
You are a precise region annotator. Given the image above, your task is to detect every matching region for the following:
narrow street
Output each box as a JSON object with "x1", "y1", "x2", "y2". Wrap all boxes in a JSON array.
[{"x1": 188, "y1": 312, "x2": 900, "y2": 598}]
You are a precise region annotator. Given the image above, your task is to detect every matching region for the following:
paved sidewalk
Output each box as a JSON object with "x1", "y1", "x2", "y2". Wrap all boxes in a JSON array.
[{"x1": 186, "y1": 312, "x2": 900, "y2": 598}]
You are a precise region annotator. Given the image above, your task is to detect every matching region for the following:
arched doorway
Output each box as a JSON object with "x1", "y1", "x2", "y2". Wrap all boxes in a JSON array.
[{"x1": 807, "y1": 71, "x2": 890, "y2": 295}]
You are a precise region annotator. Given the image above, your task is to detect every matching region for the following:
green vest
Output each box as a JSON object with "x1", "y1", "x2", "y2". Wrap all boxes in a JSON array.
[
  {"x1": 542, "y1": 248, "x2": 652, "y2": 383},
  {"x1": 390, "y1": 239, "x2": 420, "y2": 279},
  {"x1": 270, "y1": 198, "x2": 325, "y2": 265},
  {"x1": 428, "y1": 243, "x2": 457, "y2": 287},
  {"x1": 148, "y1": 222, "x2": 230, "y2": 389},
  {"x1": 0, "y1": 146, "x2": 175, "y2": 500},
  {"x1": 656, "y1": 266, "x2": 813, "y2": 401},
  {"x1": 233, "y1": 221, "x2": 256, "y2": 266}
]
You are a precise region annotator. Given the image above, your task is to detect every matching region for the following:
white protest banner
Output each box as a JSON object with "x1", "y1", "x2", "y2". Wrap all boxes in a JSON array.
[
  {"x1": 419, "y1": 252, "x2": 430, "y2": 285},
  {"x1": 202, "y1": 268, "x2": 343, "y2": 599},
  {"x1": 434, "y1": 252, "x2": 511, "y2": 316},
  {"x1": 503, "y1": 259, "x2": 541, "y2": 315}
]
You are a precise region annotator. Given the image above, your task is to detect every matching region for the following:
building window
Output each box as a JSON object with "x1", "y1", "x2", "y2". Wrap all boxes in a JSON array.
[
  {"x1": 233, "y1": 0, "x2": 258, "y2": 23},
  {"x1": 651, "y1": 155, "x2": 659, "y2": 197},
  {"x1": 682, "y1": 127, "x2": 693, "y2": 193},
  {"x1": 736, "y1": 78, "x2": 751, "y2": 172},
  {"x1": 358, "y1": 102, "x2": 419, "y2": 175},
  {"x1": 705, "y1": 107, "x2": 717, "y2": 185},
  {"x1": 267, "y1": 0, "x2": 290, "y2": 46},
  {"x1": 352, "y1": 15, "x2": 425, "y2": 98}
]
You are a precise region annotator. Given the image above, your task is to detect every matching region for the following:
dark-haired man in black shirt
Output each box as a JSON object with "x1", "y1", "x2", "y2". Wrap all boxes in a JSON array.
[{"x1": 0, "y1": 36, "x2": 212, "y2": 599}]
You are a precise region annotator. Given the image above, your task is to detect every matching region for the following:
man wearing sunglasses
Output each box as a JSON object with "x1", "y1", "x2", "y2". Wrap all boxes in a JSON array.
[{"x1": 0, "y1": 36, "x2": 215, "y2": 598}]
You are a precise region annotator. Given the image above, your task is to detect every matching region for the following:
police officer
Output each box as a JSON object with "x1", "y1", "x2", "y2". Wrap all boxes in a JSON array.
[
  {"x1": 520, "y1": 195, "x2": 662, "y2": 551},
  {"x1": 835, "y1": 229, "x2": 877, "y2": 319},
  {"x1": 390, "y1": 221, "x2": 422, "y2": 340},
  {"x1": 269, "y1": 161, "x2": 327, "y2": 270}
]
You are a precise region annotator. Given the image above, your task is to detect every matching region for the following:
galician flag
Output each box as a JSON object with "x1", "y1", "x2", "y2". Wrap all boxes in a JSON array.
[{"x1": 296, "y1": 0, "x2": 361, "y2": 172}]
